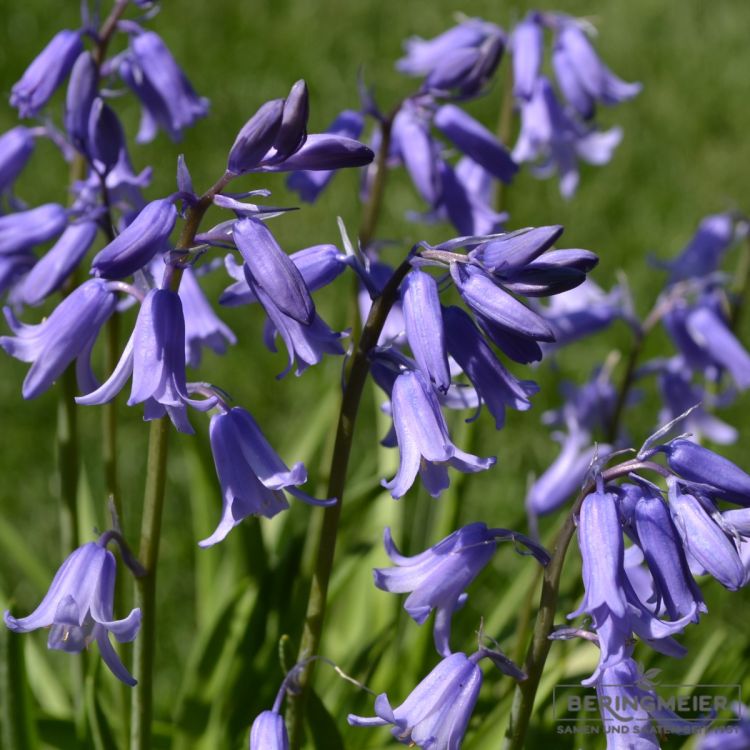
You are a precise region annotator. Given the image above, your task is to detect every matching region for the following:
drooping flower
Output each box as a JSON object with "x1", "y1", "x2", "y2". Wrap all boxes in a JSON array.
[
  {"x1": 0, "y1": 126, "x2": 35, "y2": 195},
  {"x1": 90, "y1": 198, "x2": 177, "y2": 279},
  {"x1": 120, "y1": 29, "x2": 209, "y2": 143},
  {"x1": 511, "y1": 13, "x2": 544, "y2": 100},
  {"x1": 4, "y1": 538, "x2": 141, "y2": 685},
  {"x1": 383, "y1": 369, "x2": 495, "y2": 499},
  {"x1": 0, "y1": 203, "x2": 68, "y2": 256},
  {"x1": 200, "y1": 406, "x2": 333, "y2": 547},
  {"x1": 348, "y1": 652, "x2": 484, "y2": 749},
  {"x1": 1, "y1": 278, "x2": 116, "y2": 399},
  {"x1": 64, "y1": 51, "x2": 98, "y2": 151},
  {"x1": 374, "y1": 524, "x2": 548, "y2": 656},
  {"x1": 10, "y1": 29, "x2": 83, "y2": 118},
  {"x1": 76, "y1": 288, "x2": 211, "y2": 433},
  {"x1": 249, "y1": 710, "x2": 288, "y2": 750}
]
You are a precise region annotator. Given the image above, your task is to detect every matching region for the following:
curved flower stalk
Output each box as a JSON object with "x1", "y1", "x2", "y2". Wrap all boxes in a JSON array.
[{"x1": 4, "y1": 533, "x2": 141, "y2": 685}]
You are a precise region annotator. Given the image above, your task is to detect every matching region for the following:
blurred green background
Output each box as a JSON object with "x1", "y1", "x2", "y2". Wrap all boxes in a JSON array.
[{"x1": 1, "y1": 0, "x2": 750, "y2": 748}]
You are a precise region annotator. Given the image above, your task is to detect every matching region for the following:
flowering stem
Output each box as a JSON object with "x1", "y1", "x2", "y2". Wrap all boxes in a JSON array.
[
  {"x1": 501, "y1": 459, "x2": 670, "y2": 750},
  {"x1": 494, "y1": 62, "x2": 515, "y2": 214},
  {"x1": 358, "y1": 117, "x2": 393, "y2": 249},
  {"x1": 287, "y1": 254, "x2": 414, "y2": 749}
]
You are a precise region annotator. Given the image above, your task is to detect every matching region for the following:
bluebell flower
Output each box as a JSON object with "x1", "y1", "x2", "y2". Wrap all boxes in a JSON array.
[
  {"x1": 511, "y1": 13, "x2": 544, "y2": 100},
  {"x1": 402, "y1": 269, "x2": 450, "y2": 393},
  {"x1": 10, "y1": 30, "x2": 83, "y2": 118},
  {"x1": 452, "y1": 156, "x2": 507, "y2": 235},
  {"x1": 4, "y1": 538, "x2": 141, "y2": 685},
  {"x1": 76, "y1": 288, "x2": 213, "y2": 433},
  {"x1": 233, "y1": 217, "x2": 315, "y2": 325},
  {"x1": 287, "y1": 110, "x2": 365, "y2": 202},
  {"x1": 227, "y1": 98, "x2": 285, "y2": 174},
  {"x1": 469, "y1": 225, "x2": 563, "y2": 271},
  {"x1": 375, "y1": 523, "x2": 547, "y2": 656},
  {"x1": 443, "y1": 304, "x2": 537, "y2": 429},
  {"x1": 11, "y1": 221, "x2": 99, "y2": 307},
  {"x1": 201, "y1": 406, "x2": 333, "y2": 546},
  {"x1": 433, "y1": 104, "x2": 518, "y2": 184},
  {"x1": 120, "y1": 30, "x2": 209, "y2": 143},
  {"x1": 0, "y1": 203, "x2": 68, "y2": 256},
  {"x1": 383, "y1": 369, "x2": 495, "y2": 498},
  {"x1": 87, "y1": 98, "x2": 127, "y2": 176},
  {"x1": 64, "y1": 52, "x2": 97, "y2": 151},
  {"x1": 249, "y1": 710, "x2": 288, "y2": 750},
  {"x1": 1, "y1": 278, "x2": 116, "y2": 399},
  {"x1": 268, "y1": 79, "x2": 309, "y2": 163},
  {"x1": 666, "y1": 479, "x2": 745, "y2": 590},
  {"x1": 91, "y1": 198, "x2": 177, "y2": 279},
  {"x1": 179, "y1": 267, "x2": 236, "y2": 368},
  {"x1": 661, "y1": 212, "x2": 735, "y2": 283},
  {"x1": 0, "y1": 126, "x2": 35, "y2": 194},
  {"x1": 551, "y1": 17, "x2": 642, "y2": 120},
  {"x1": 348, "y1": 651, "x2": 484, "y2": 749},
  {"x1": 512, "y1": 76, "x2": 622, "y2": 198},
  {"x1": 257, "y1": 132, "x2": 373, "y2": 173}
]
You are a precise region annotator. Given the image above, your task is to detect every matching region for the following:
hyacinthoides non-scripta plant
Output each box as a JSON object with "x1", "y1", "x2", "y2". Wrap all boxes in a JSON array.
[{"x1": 2, "y1": 2, "x2": 750, "y2": 750}]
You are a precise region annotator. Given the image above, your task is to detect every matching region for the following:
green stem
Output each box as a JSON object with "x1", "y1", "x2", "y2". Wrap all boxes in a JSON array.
[
  {"x1": 287, "y1": 256, "x2": 413, "y2": 749},
  {"x1": 730, "y1": 234, "x2": 750, "y2": 332},
  {"x1": 358, "y1": 118, "x2": 392, "y2": 249},
  {"x1": 129, "y1": 175, "x2": 231, "y2": 750},
  {"x1": 494, "y1": 62, "x2": 516, "y2": 214},
  {"x1": 501, "y1": 459, "x2": 669, "y2": 750}
]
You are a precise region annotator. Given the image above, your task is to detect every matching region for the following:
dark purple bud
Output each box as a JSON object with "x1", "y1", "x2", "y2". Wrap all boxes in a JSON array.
[
  {"x1": 634, "y1": 494, "x2": 705, "y2": 621},
  {"x1": 501, "y1": 263, "x2": 586, "y2": 297},
  {"x1": 459, "y1": 31, "x2": 505, "y2": 96},
  {"x1": 470, "y1": 225, "x2": 563, "y2": 272},
  {"x1": 88, "y1": 98, "x2": 126, "y2": 174},
  {"x1": 667, "y1": 480, "x2": 745, "y2": 590},
  {"x1": 121, "y1": 31, "x2": 209, "y2": 143},
  {"x1": 451, "y1": 264, "x2": 555, "y2": 341},
  {"x1": 10, "y1": 30, "x2": 83, "y2": 118},
  {"x1": 0, "y1": 126, "x2": 35, "y2": 194},
  {"x1": 227, "y1": 99, "x2": 284, "y2": 174},
  {"x1": 511, "y1": 14, "x2": 543, "y2": 100},
  {"x1": 233, "y1": 217, "x2": 315, "y2": 325},
  {"x1": 258, "y1": 133, "x2": 373, "y2": 172},
  {"x1": 541, "y1": 248, "x2": 599, "y2": 273},
  {"x1": 64, "y1": 52, "x2": 98, "y2": 150},
  {"x1": 478, "y1": 320, "x2": 543, "y2": 363},
  {"x1": 11, "y1": 221, "x2": 98, "y2": 306},
  {"x1": 249, "y1": 710, "x2": 288, "y2": 750},
  {"x1": 443, "y1": 305, "x2": 536, "y2": 429},
  {"x1": 424, "y1": 47, "x2": 481, "y2": 92},
  {"x1": 0, "y1": 203, "x2": 67, "y2": 255},
  {"x1": 660, "y1": 438, "x2": 750, "y2": 506},
  {"x1": 383, "y1": 369, "x2": 495, "y2": 498},
  {"x1": 286, "y1": 110, "x2": 365, "y2": 202},
  {"x1": 1, "y1": 278, "x2": 116, "y2": 399},
  {"x1": 91, "y1": 198, "x2": 177, "y2": 279},
  {"x1": 202, "y1": 406, "x2": 331, "y2": 546},
  {"x1": 434, "y1": 104, "x2": 518, "y2": 184},
  {"x1": 402, "y1": 270, "x2": 451, "y2": 392},
  {"x1": 271, "y1": 79, "x2": 309, "y2": 162}
]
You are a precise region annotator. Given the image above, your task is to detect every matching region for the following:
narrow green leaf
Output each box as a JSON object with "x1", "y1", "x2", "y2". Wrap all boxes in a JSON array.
[
  {"x1": 1, "y1": 625, "x2": 38, "y2": 750},
  {"x1": 306, "y1": 688, "x2": 345, "y2": 750}
]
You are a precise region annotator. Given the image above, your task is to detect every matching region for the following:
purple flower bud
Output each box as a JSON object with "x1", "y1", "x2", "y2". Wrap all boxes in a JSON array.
[
  {"x1": 470, "y1": 226, "x2": 563, "y2": 272},
  {"x1": 397, "y1": 20, "x2": 489, "y2": 76},
  {"x1": 348, "y1": 652, "x2": 484, "y2": 748},
  {"x1": 227, "y1": 99, "x2": 285, "y2": 174},
  {"x1": 249, "y1": 710, "x2": 288, "y2": 750},
  {"x1": 4, "y1": 539, "x2": 140, "y2": 685},
  {"x1": 287, "y1": 110, "x2": 365, "y2": 202},
  {"x1": 120, "y1": 31, "x2": 208, "y2": 143},
  {"x1": 0, "y1": 203, "x2": 67, "y2": 255},
  {"x1": 383, "y1": 369, "x2": 495, "y2": 499},
  {"x1": 11, "y1": 221, "x2": 98, "y2": 307},
  {"x1": 233, "y1": 217, "x2": 315, "y2": 325},
  {"x1": 667, "y1": 480, "x2": 745, "y2": 590},
  {"x1": 402, "y1": 270, "x2": 450, "y2": 393},
  {"x1": 179, "y1": 267, "x2": 236, "y2": 368},
  {"x1": 91, "y1": 198, "x2": 177, "y2": 279},
  {"x1": 88, "y1": 98, "x2": 126, "y2": 175},
  {"x1": 501, "y1": 262, "x2": 586, "y2": 297},
  {"x1": 433, "y1": 104, "x2": 518, "y2": 184},
  {"x1": 64, "y1": 52, "x2": 97, "y2": 150},
  {"x1": 451, "y1": 263, "x2": 555, "y2": 341},
  {"x1": 634, "y1": 494, "x2": 705, "y2": 621},
  {"x1": 443, "y1": 305, "x2": 537, "y2": 429},
  {"x1": 10, "y1": 30, "x2": 83, "y2": 118},
  {"x1": 259, "y1": 133, "x2": 373, "y2": 173},
  {"x1": 270, "y1": 80, "x2": 309, "y2": 163},
  {"x1": 0, "y1": 126, "x2": 35, "y2": 193},
  {"x1": 663, "y1": 212, "x2": 735, "y2": 283},
  {"x1": 1, "y1": 278, "x2": 116, "y2": 399},
  {"x1": 660, "y1": 438, "x2": 750, "y2": 506},
  {"x1": 201, "y1": 407, "x2": 332, "y2": 546},
  {"x1": 511, "y1": 14, "x2": 544, "y2": 100}
]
